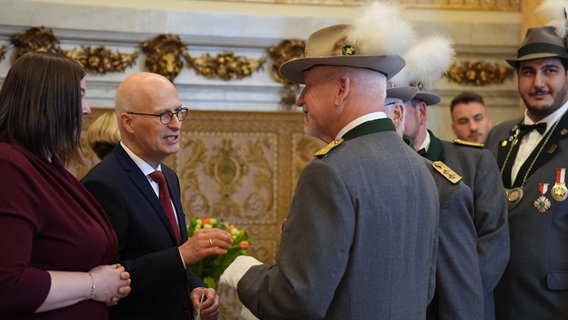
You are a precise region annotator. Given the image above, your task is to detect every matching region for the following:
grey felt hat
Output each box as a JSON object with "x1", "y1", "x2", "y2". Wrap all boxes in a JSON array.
[
  {"x1": 386, "y1": 86, "x2": 418, "y2": 103},
  {"x1": 279, "y1": 24, "x2": 405, "y2": 84},
  {"x1": 386, "y1": 84, "x2": 441, "y2": 106},
  {"x1": 506, "y1": 26, "x2": 568, "y2": 68}
]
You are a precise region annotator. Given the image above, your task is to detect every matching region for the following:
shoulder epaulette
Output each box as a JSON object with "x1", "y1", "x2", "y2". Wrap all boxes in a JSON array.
[
  {"x1": 314, "y1": 138, "x2": 344, "y2": 158},
  {"x1": 453, "y1": 138, "x2": 484, "y2": 148},
  {"x1": 432, "y1": 161, "x2": 462, "y2": 184}
]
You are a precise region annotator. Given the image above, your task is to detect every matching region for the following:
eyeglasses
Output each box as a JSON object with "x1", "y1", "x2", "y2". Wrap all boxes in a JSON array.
[{"x1": 127, "y1": 107, "x2": 189, "y2": 125}]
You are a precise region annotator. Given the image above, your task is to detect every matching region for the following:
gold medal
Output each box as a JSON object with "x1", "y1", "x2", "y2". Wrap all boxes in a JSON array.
[
  {"x1": 534, "y1": 183, "x2": 551, "y2": 213},
  {"x1": 505, "y1": 187, "x2": 523, "y2": 209},
  {"x1": 551, "y1": 168, "x2": 568, "y2": 202}
]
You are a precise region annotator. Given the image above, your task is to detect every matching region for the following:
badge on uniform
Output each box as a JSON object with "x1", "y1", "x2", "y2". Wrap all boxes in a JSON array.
[
  {"x1": 432, "y1": 161, "x2": 462, "y2": 184},
  {"x1": 505, "y1": 187, "x2": 523, "y2": 210},
  {"x1": 551, "y1": 168, "x2": 568, "y2": 202},
  {"x1": 314, "y1": 138, "x2": 344, "y2": 158},
  {"x1": 534, "y1": 183, "x2": 551, "y2": 213}
]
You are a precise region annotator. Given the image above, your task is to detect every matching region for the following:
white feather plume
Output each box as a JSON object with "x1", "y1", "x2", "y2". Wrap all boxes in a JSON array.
[
  {"x1": 346, "y1": 1, "x2": 416, "y2": 57},
  {"x1": 390, "y1": 35, "x2": 454, "y2": 90},
  {"x1": 536, "y1": 0, "x2": 568, "y2": 38}
]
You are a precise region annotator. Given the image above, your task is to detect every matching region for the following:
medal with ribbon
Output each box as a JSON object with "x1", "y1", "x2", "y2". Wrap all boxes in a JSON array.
[
  {"x1": 551, "y1": 168, "x2": 568, "y2": 202},
  {"x1": 534, "y1": 183, "x2": 551, "y2": 213}
]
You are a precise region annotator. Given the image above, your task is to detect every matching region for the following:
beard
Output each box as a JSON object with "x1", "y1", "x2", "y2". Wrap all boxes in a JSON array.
[{"x1": 523, "y1": 81, "x2": 568, "y2": 120}]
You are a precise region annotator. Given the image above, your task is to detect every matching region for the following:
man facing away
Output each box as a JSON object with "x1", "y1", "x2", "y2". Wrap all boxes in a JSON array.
[
  {"x1": 82, "y1": 72, "x2": 233, "y2": 320},
  {"x1": 386, "y1": 90, "x2": 483, "y2": 320},
  {"x1": 450, "y1": 91, "x2": 493, "y2": 145},
  {"x1": 485, "y1": 25, "x2": 568, "y2": 319},
  {"x1": 402, "y1": 86, "x2": 509, "y2": 320},
  {"x1": 218, "y1": 14, "x2": 440, "y2": 320}
]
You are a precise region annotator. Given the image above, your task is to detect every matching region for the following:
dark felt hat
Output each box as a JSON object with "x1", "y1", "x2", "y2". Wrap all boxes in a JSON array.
[
  {"x1": 279, "y1": 24, "x2": 405, "y2": 84},
  {"x1": 506, "y1": 26, "x2": 568, "y2": 68},
  {"x1": 386, "y1": 83, "x2": 441, "y2": 106},
  {"x1": 386, "y1": 86, "x2": 418, "y2": 103}
]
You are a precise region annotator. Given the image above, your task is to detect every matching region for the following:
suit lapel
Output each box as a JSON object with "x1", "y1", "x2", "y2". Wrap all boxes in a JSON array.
[
  {"x1": 114, "y1": 145, "x2": 182, "y2": 245},
  {"x1": 528, "y1": 111, "x2": 568, "y2": 175}
]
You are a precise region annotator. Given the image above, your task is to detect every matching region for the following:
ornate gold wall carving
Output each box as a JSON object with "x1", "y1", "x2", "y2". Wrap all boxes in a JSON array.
[
  {"x1": 1, "y1": 27, "x2": 266, "y2": 82},
  {"x1": 268, "y1": 39, "x2": 305, "y2": 107},
  {"x1": 7, "y1": 26, "x2": 139, "y2": 74},
  {"x1": 445, "y1": 60, "x2": 515, "y2": 85}
]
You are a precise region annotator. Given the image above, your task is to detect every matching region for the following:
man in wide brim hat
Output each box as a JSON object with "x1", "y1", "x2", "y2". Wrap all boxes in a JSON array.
[
  {"x1": 506, "y1": 25, "x2": 568, "y2": 68},
  {"x1": 279, "y1": 24, "x2": 405, "y2": 84}
]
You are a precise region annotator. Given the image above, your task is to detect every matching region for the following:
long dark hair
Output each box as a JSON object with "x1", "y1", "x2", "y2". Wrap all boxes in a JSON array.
[{"x1": 0, "y1": 52, "x2": 86, "y2": 166}]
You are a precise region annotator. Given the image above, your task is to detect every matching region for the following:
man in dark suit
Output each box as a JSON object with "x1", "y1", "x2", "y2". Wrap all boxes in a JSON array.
[
  {"x1": 485, "y1": 25, "x2": 568, "y2": 319},
  {"x1": 385, "y1": 92, "x2": 484, "y2": 320},
  {"x1": 218, "y1": 12, "x2": 440, "y2": 319},
  {"x1": 82, "y1": 72, "x2": 233, "y2": 320}
]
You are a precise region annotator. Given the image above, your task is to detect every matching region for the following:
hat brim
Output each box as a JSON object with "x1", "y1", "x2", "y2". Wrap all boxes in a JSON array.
[
  {"x1": 414, "y1": 92, "x2": 441, "y2": 106},
  {"x1": 386, "y1": 87, "x2": 418, "y2": 102},
  {"x1": 506, "y1": 52, "x2": 567, "y2": 68},
  {"x1": 279, "y1": 55, "x2": 405, "y2": 84}
]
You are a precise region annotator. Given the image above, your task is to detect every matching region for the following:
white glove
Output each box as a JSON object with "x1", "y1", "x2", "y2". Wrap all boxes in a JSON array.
[
  {"x1": 218, "y1": 256, "x2": 262, "y2": 289},
  {"x1": 240, "y1": 304, "x2": 260, "y2": 320}
]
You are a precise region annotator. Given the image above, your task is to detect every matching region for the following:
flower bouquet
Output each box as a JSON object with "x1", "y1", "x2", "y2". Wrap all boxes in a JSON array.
[{"x1": 187, "y1": 216, "x2": 252, "y2": 289}]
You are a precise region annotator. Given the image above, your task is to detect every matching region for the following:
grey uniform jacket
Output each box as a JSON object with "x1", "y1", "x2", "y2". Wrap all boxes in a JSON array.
[
  {"x1": 486, "y1": 112, "x2": 568, "y2": 319},
  {"x1": 424, "y1": 158, "x2": 484, "y2": 320},
  {"x1": 237, "y1": 119, "x2": 439, "y2": 319},
  {"x1": 425, "y1": 132, "x2": 510, "y2": 320}
]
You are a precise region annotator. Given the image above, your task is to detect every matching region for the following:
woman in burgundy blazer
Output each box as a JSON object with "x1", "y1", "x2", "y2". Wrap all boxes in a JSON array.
[{"x1": 0, "y1": 52, "x2": 131, "y2": 319}]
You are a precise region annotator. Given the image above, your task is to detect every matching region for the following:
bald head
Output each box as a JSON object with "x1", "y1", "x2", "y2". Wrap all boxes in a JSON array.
[{"x1": 115, "y1": 72, "x2": 176, "y2": 115}]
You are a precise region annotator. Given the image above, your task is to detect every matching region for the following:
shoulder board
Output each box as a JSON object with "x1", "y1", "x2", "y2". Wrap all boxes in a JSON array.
[
  {"x1": 314, "y1": 138, "x2": 344, "y2": 158},
  {"x1": 432, "y1": 161, "x2": 462, "y2": 184},
  {"x1": 453, "y1": 138, "x2": 484, "y2": 148}
]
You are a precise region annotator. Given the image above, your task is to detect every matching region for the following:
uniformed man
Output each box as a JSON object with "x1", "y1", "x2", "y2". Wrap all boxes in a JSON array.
[
  {"x1": 386, "y1": 90, "x2": 483, "y2": 320},
  {"x1": 387, "y1": 33, "x2": 509, "y2": 320},
  {"x1": 450, "y1": 91, "x2": 493, "y2": 144},
  {"x1": 485, "y1": 24, "x2": 568, "y2": 319},
  {"x1": 218, "y1": 3, "x2": 440, "y2": 319},
  {"x1": 400, "y1": 86, "x2": 510, "y2": 320}
]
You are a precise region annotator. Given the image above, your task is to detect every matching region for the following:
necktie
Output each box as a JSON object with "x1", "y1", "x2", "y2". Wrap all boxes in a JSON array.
[
  {"x1": 149, "y1": 170, "x2": 181, "y2": 244},
  {"x1": 518, "y1": 122, "x2": 547, "y2": 137},
  {"x1": 417, "y1": 148, "x2": 427, "y2": 157}
]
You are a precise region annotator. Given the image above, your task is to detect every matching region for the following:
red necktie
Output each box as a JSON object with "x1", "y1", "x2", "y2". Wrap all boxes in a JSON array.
[{"x1": 149, "y1": 170, "x2": 181, "y2": 244}]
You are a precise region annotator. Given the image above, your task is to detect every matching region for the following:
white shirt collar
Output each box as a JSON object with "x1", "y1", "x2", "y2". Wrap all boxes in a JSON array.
[
  {"x1": 120, "y1": 141, "x2": 162, "y2": 177},
  {"x1": 419, "y1": 130, "x2": 431, "y2": 152}
]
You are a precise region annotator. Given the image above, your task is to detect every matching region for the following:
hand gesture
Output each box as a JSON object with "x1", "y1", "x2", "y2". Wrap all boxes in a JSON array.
[
  {"x1": 179, "y1": 228, "x2": 233, "y2": 265},
  {"x1": 88, "y1": 263, "x2": 131, "y2": 306},
  {"x1": 191, "y1": 287, "x2": 220, "y2": 320}
]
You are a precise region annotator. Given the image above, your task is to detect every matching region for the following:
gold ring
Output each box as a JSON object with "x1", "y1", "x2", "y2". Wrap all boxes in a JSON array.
[{"x1": 209, "y1": 238, "x2": 213, "y2": 247}]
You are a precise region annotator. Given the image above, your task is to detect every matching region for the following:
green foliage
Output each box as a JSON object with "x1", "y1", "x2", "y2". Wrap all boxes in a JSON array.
[{"x1": 187, "y1": 216, "x2": 252, "y2": 289}]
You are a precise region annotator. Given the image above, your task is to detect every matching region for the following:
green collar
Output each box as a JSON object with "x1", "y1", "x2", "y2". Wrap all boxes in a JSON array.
[
  {"x1": 424, "y1": 129, "x2": 445, "y2": 162},
  {"x1": 341, "y1": 118, "x2": 396, "y2": 141}
]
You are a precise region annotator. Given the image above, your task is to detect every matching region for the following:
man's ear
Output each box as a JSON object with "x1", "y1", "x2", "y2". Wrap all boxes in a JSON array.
[
  {"x1": 120, "y1": 113, "x2": 135, "y2": 134},
  {"x1": 392, "y1": 103, "x2": 404, "y2": 123},
  {"x1": 335, "y1": 75, "x2": 351, "y2": 107},
  {"x1": 418, "y1": 101, "x2": 428, "y2": 125}
]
